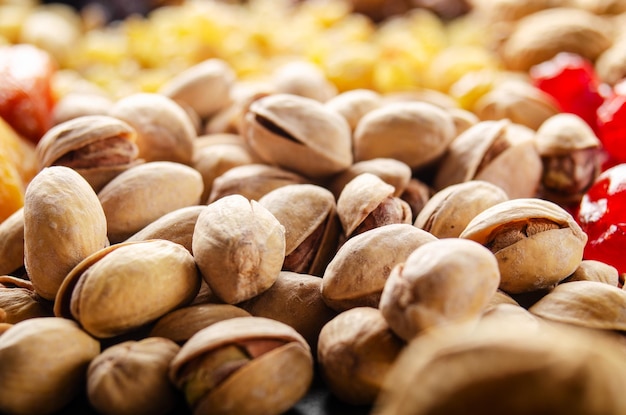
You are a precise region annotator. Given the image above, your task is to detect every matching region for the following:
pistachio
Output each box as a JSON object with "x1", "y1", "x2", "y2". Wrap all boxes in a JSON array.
[
  {"x1": 0, "y1": 276, "x2": 52, "y2": 323},
  {"x1": 379, "y1": 238, "x2": 500, "y2": 341},
  {"x1": 150, "y1": 304, "x2": 251, "y2": 345},
  {"x1": 271, "y1": 60, "x2": 338, "y2": 102},
  {"x1": 87, "y1": 337, "x2": 181, "y2": 415},
  {"x1": 0, "y1": 208, "x2": 25, "y2": 276},
  {"x1": 317, "y1": 307, "x2": 405, "y2": 405},
  {"x1": 24, "y1": 166, "x2": 109, "y2": 301},
  {"x1": 109, "y1": 93, "x2": 197, "y2": 165},
  {"x1": 399, "y1": 178, "x2": 432, "y2": 222},
  {"x1": 570, "y1": 0, "x2": 626, "y2": 14},
  {"x1": 434, "y1": 119, "x2": 543, "y2": 199},
  {"x1": 52, "y1": 92, "x2": 114, "y2": 126},
  {"x1": 327, "y1": 158, "x2": 412, "y2": 199},
  {"x1": 460, "y1": 198, "x2": 587, "y2": 294},
  {"x1": 596, "y1": 35, "x2": 626, "y2": 85},
  {"x1": 192, "y1": 195, "x2": 285, "y2": 304},
  {"x1": 415, "y1": 180, "x2": 509, "y2": 239},
  {"x1": 324, "y1": 88, "x2": 383, "y2": 131},
  {"x1": 0, "y1": 317, "x2": 100, "y2": 415},
  {"x1": 321, "y1": 223, "x2": 437, "y2": 312},
  {"x1": 169, "y1": 316, "x2": 313, "y2": 415},
  {"x1": 54, "y1": 240, "x2": 200, "y2": 339},
  {"x1": 258, "y1": 184, "x2": 340, "y2": 276},
  {"x1": 98, "y1": 161, "x2": 203, "y2": 243},
  {"x1": 243, "y1": 93, "x2": 353, "y2": 179},
  {"x1": 529, "y1": 280, "x2": 626, "y2": 331},
  {"x1": 353, "y1": 101, "x2": 456, "y2": 172},
  {"x1": 562, "y1": 259, "x2": 620, "y2": 286}
]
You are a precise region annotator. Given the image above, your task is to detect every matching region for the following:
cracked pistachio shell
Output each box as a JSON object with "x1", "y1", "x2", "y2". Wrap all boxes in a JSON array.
[
  {"x1": 529, "y1": 281, "x2": 626, "y2": 331},
  {"x1": 0, "y1": 317, "x2": 100, "y2": 415},
  {"x1": 169, "y1": 316, "x2": 313, "y2": 415},
  {"x1": 126, "y1": 205, "x2": 206, "y2": 253},
  {"x1": 238, "y1": 271, "x2": 338, "y2": 352},
  {"x1": 460, "y1": 198, "x2": 587, "y2": 294},
  {"x1": 380, "y1": 238, "x2": 500, "y2": 341},
  {"x1": 208, "y1": 163, "x2": 309, "y2": 203},
  {"x1": 258, "y1": 184, "x2": 340, "y2": 276},
  {"x1": 0, "y1": 276, "x2": 53, "y2": 323},
  {"x1": 535, "y1": 113, "x2": 601, "y2": 155},
  {"x1": 434, "y1": 119, "x2": 543, "y2": 199},
  {"x1": 374, "y1": 317, "x2": 626, "y2": 415},
  {"x1": 98, "y1": 161, "x2": 203, "y2": 243},
  {"x1": 87, "y1": 337, "x2": 181, "y2": 415},
  {"x1": 109, "y1": 93, "x2": 197, "y2": 165},
  {"x1": 328, "y1": 158, "x2": 412, "y2": 199},
  {"x1": 36, "y1": 115, "x2": 141, "y2": 192},
  {"x1": 24, "y1": 166, "x2": 109, "y2": 301},
  {"x1": 243, "y1": 93, "x2": 353, "y2": 179},
  {"x1": 321, "y1": 224, "x2": 437, "y2": 312},
  {"x1": 0, "y1": 208, "x2": 25, "y2": 275},
  {"x1": 400, "y1": 178, "x2": 432, "y2": 222},
  {"x1": 353, "y1": 101, "x2": 456, "y2": 171},
  {"x1": 501, "y1": 8, "x2": 613, "y2": 71},
  {"x1": 54, "y1": 240, "x2": 200, "y2": 338},
  {"x1": 415, "y1": 180, "x2": 509, "y2": 239},
  {"x1": 337, "y1": 173, "x2": 412, "y2": 239},
  {"x1": 317, "y1": 307, "x2": 405, "y2": 406},
  {"x1": 562, "y1": 260, "x2": 619, "y2": 286},
  {"x1": 149, "y1": 304, "x2": 251, "y2": 345},
  {"x1": 596, "y1": 36, "x2": 626, "y2": 85},
  {"x1": 159, "y1": 58, "x2": 236, "y2": 119},
  {"x1": 192, "y1": 195, "x2": 286, "y2": 304}
]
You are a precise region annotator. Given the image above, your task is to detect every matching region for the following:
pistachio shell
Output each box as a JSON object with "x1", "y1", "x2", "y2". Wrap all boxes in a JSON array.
[
  {"x1": 321, "y1": 223, "x2": 437, "y2": 312},
  {"x1": 192, "y1": 195, "x2": 285, "y2": 304},
  {"x1": 24, "y1": 166, "x2": 109, "y2": 301},
  {"x1": 0, "y1": 277, "x2": 52, "y2": 323},
  {"x1": 98, "y1": 161, "x2": 203, "y2": 243},
  {"x1": 52, "y1": 92, "x2": 114, "y2": 125},
  {"x1": 0, "y1": 208, "x2": 25, "y2": 276},
  {"x1": 562, "y1": 260, "x2": 620, "y2": 286},
  {"x1": 529, "y1": 280, "x2": 626, "y2": 331},
  {"x1": 460, "y1": 198, "x2": 587, "y2": 294},
  {"x1": 535, "y1": 113, "x2": 601, "y2": 155},
  {"x1": 328, "y1": 158, "x2": 412, "y2": 199},
  {"x1": 0, "y1": 317, "x2": 100, "y2": 415},
  {"x1": 324, "y1": 88, "x2": 383, "y2": 131}
]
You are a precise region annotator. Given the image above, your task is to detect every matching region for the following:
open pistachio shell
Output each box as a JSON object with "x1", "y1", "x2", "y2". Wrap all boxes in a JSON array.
[
  {"x1": 0, "y1": 317, "x2": 100, "y2": 415},
  {"x1": 328, "y1": 158, "x2": 412, "y2": 199},
  {"x1": 0, "y1": 276, "x2": 52, "y2": 323},
  {"x1": 54, "y1": 240, "x2": 200, "y2": 338},
  {"x1": 169, "y1": 316, "x2": 313, "y2": 415},
  {"x1": 460, "y1": 198, "x2": 587, "y2": 294},
  {"x1": 324, "y1": 88, "x2": 383, "y2": 131},
  {"x1": 24, "y1": 166, "x2": 109, "y2": 301}
]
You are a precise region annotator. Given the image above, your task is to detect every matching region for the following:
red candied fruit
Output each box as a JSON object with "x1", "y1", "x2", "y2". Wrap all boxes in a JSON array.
[
  {"x1": 597, "y1": 80, "x2": 626, "y2": 165},
  {"x1": 530, "y1": 52, "x2": 606, "y2": 133},
  {"x1": 578, "y1": 163, "x2": 626, "y2": 275}
]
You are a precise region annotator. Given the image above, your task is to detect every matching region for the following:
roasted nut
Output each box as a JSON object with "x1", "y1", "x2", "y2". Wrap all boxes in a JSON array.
[
  {"x1": 158, "y1": 58, "x2": 236, "y2": 119},
  {"x1": 562, "y1": 259, "x2": 620, "y2": 286},
  {"x1": 501, "y1": 7, "x2": 613, "y2": 71},
  {"x1": 0, "y1": 276, "x2": 53, "y2": 323},
  {"x1": 327, "y1": 158, "x2": 412, "y2": 199},
  {"x1": 126, "y1": 205, "x2": 205, "y2": 254},
  {"x1": 321, "y1": 223, "x2": 437, "y2": 312},
  {"x1": 434, "y1": 119, "x2": 543, "y2": 199},
  {"x1": 271, "y1": 60, "x2": 338, "y2": 102},
  {"x1": 24, "y1": 166, "x2": 109, "y2": 301},
  {"x1": 570, "y1": 0, "x2": 626, "y2": 14},
  {"x1": 353, "y1": 101, "x2": 456, "y2": 172},
  {"x1": 324, "y1": 88, "x2": 383, "y2": 131},
  {"x1": 529, "y1": 280, "x2": 626, "y2": 331},
  {"x1": 317, "y1": 307, "x2": 405, "y2": 405},
  {"x1": 415, "y1": 180, "x2": 509, "y2": 239},
  {"x1": 258, "y1": 184, "x2": 340, "y2": 276},
  {"x1": 52, "y1": 92, "x2": 114, "y2": 126},
  {"x1": 379, "y1": 238, "x2": 500, "y2": 341},
  {"x1": 460, "y1": 198, "x2": 588, "y2": 294},
  {"x1": 87, "y1": 337, "x2": 181, "y2": 415},
  {"x1": 596, "y1": 35, "x2": 626, "y2": 85},
  {"x1": 243, "y1": 93, "x2": 353, "y2": 179},
  {"x1": 400, "y1": 178, "x2": 432, "y2": 222},
  {"x1": 192, "y1": 195, "x2": 286, "y2": 304},
  {"x1": 54, "y1": 240, "x2": 200, "y2": 338},
  {"x1": 374, "y1": 317, "x2": 626, "y2": 415},
  {"x1": 0, "y1": 317, "x2": 100, "y2": 415},
  {"x1": 98, "y1": 161, "x2": 203, "y2": 243},
  {"x1": 150, "y1": 304, "x2": 251, "y2": 345},
  {"x1": 238, "y1": 271, "x2": 338, "y2": 352},
  {"x1": 0, "y1": 208, "x2": 25, "y2": 276},
  {"x1": 336, "y1": 173, "x2": 412, "y2": 240},
  {"x1": 109, "y1": 93, "x2": 197, "y2": 165},
  {"x1": 534, "y1": 113, "x2": 602, "y2": 205},
  {"x1": 169, "y1": 316, "x2": 313, "y2": 415}
]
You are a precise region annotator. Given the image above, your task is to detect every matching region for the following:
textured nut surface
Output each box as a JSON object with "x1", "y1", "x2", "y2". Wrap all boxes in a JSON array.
[
  {"x1": 0, "y1": 208, "x2": 25, "y2": 276},
  {"x1": 562, "y1": 260, "x2": 620, "y2": 286}
]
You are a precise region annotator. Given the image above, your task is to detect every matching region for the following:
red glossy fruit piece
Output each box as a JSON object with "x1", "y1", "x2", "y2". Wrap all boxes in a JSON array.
[
  {"x1": 578, "y1": 163, "x2": 626, "y2": 275},
  {"x1": 597, "y1": 80, "x2": 626, "y2": 165},
  {"x1": 0, "y1": 44, "x2": 57, "y2": 144},
  {"x1": 530, "y1": 52, "x2": 605, "y2": 133}
]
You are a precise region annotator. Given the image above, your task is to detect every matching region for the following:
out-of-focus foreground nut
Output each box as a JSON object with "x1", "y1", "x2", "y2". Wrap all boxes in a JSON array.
[
  {"x1": 169, "y1": 316, "x2": 313, "y2": 415},
  {"x1": 24, "y1": 166, "x2": 109, "y2": 301},
  {"x1": 0, "y1": 317, "x2": 100, "y2": 415},
  {"x1": 192, "y1": 194, "x2": 285, "y2": 304},
  {"x1": 87, "y1": 337, "x2": 181, "y2": 415},
  {"x1": 460, "y1": 198, "x2": 587, "y2": 294},
  {"x1": 379, "y1": 238, "x2": 500, "y2": 341},
  {"x1": 317, "y1": 307, "x2": 405, "y2": 406}
]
